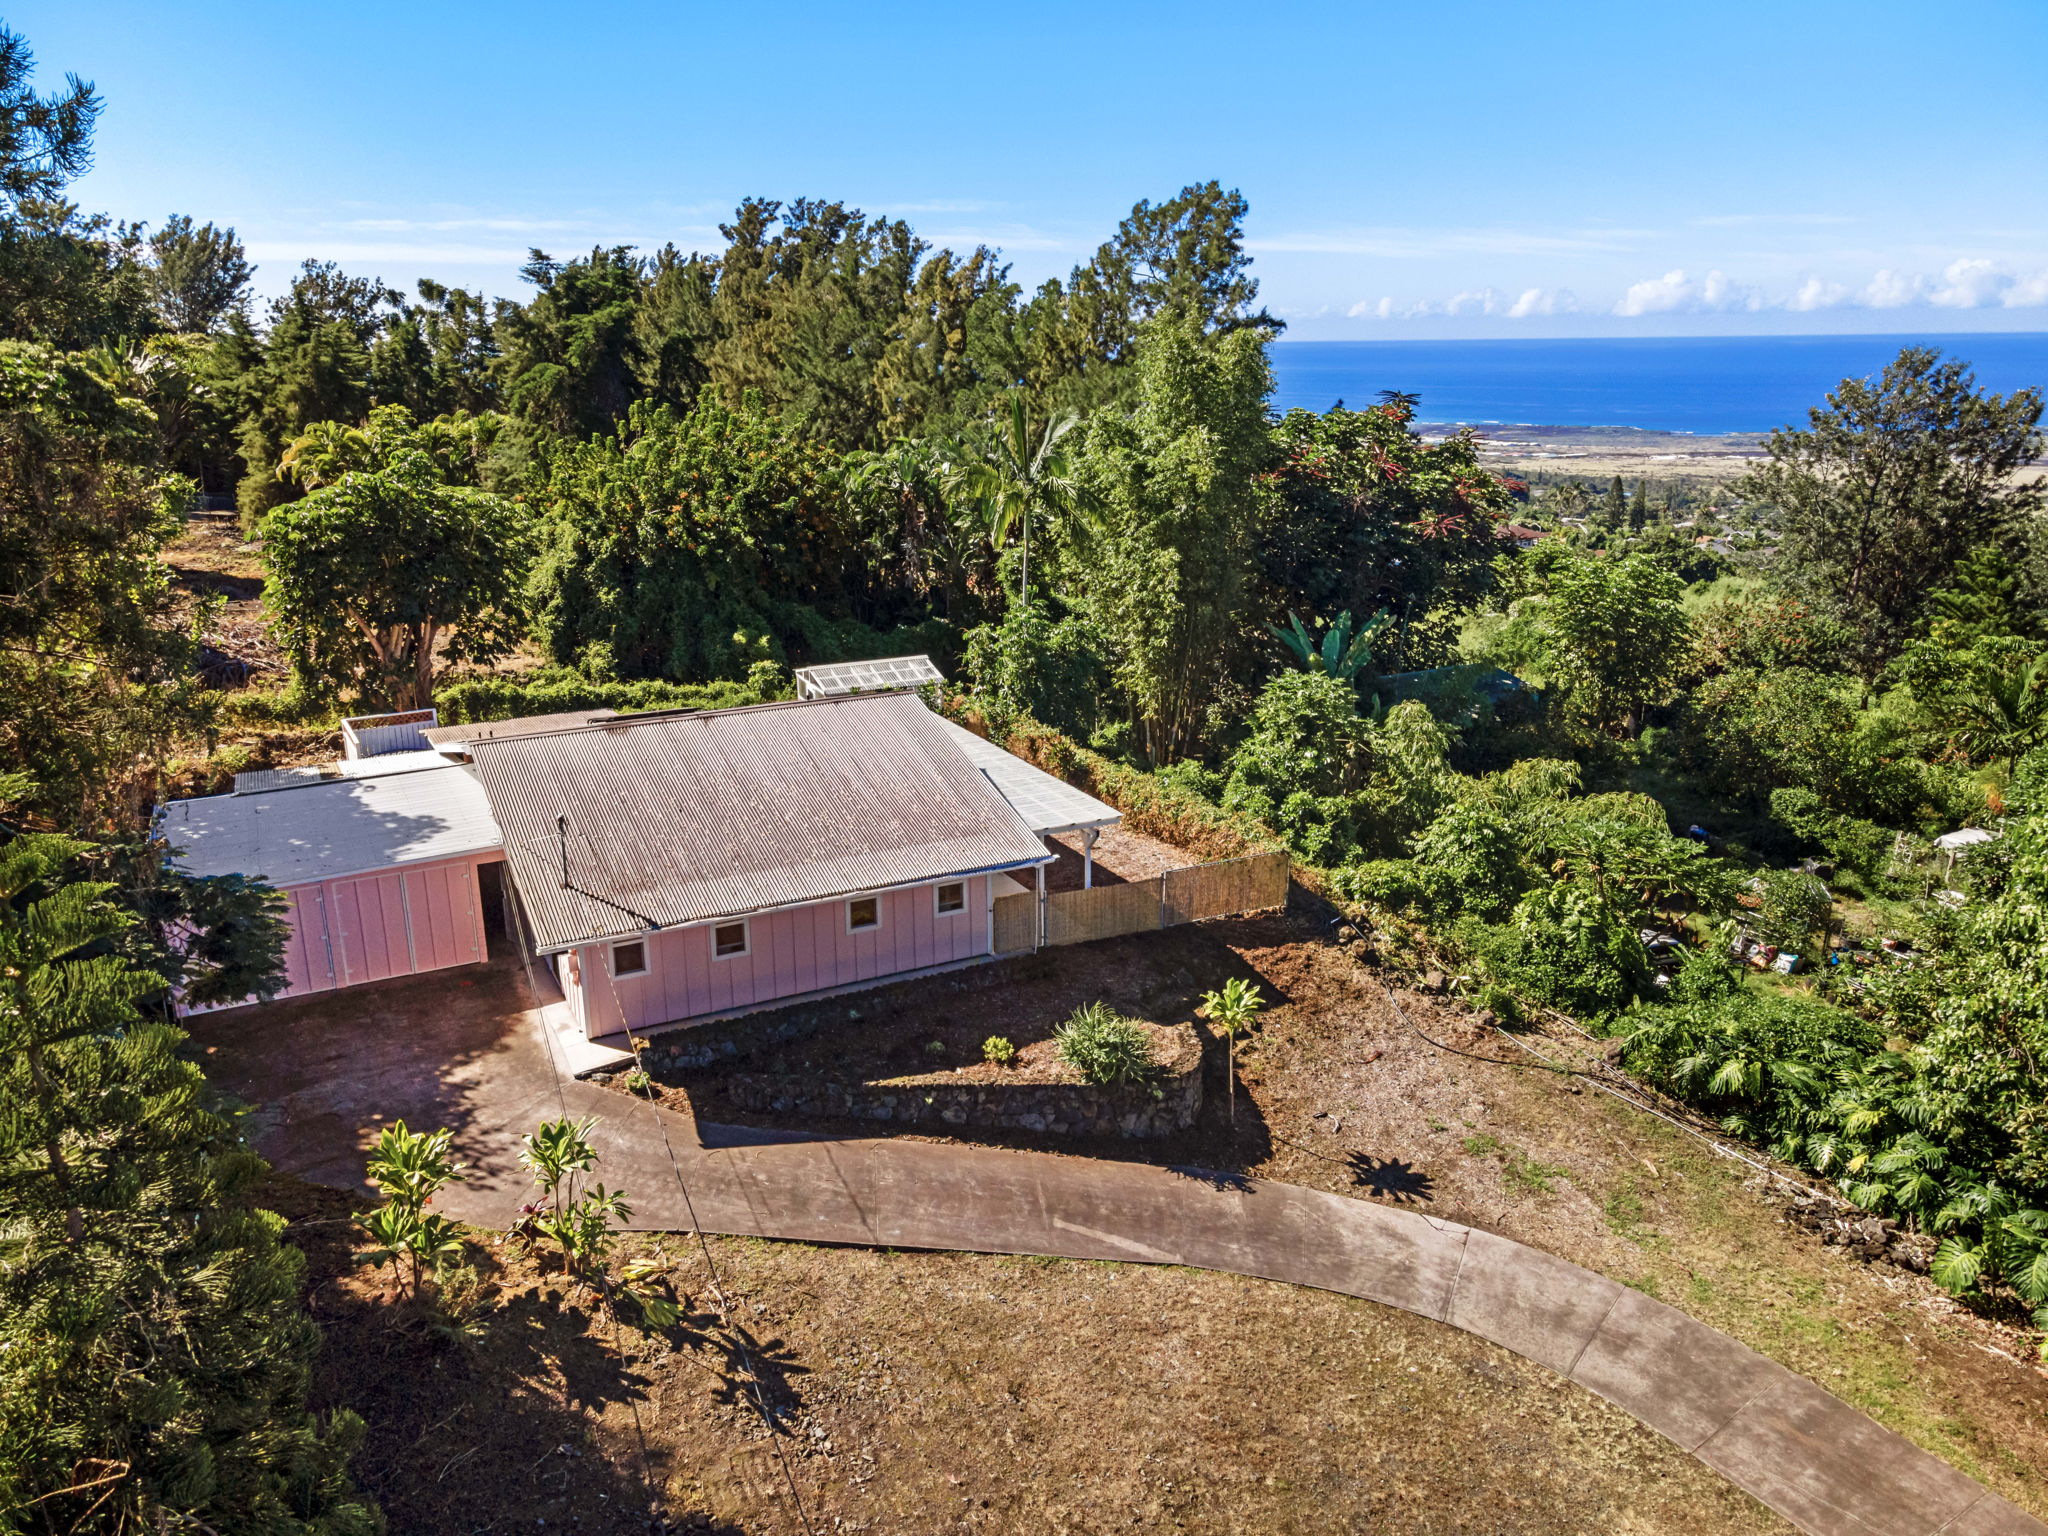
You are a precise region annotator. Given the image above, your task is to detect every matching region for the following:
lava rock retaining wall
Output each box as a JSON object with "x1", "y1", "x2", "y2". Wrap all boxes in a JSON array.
[{"x1": 721, "y1": 1023, "x2": 1203, "y2": 1139}]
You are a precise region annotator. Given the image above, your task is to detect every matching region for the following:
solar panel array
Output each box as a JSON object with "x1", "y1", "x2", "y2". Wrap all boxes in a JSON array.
[{"x1": 793, "y1": 654, "x2": 944, "y2": 698}]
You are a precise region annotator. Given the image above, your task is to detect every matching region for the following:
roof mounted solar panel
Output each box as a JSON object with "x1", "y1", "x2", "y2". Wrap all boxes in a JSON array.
[{"x1": 793, "y1": 654, "x2": 945, "y2": 699}]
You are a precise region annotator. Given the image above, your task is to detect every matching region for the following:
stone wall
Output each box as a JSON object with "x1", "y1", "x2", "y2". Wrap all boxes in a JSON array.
[{"x1": 721, "y1": 1022, "x2": 1203, "y2": 1139}]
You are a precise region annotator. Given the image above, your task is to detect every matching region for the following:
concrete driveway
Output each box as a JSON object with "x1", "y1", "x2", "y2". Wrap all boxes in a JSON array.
[{"x1": 187, "y1": 960, "x2": 2045, "y2": 1536}]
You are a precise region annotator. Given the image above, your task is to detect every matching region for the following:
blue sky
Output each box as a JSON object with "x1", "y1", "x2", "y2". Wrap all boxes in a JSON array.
[{"x1": 21, "y1": 0, "x2": 2048, "y2": 339}]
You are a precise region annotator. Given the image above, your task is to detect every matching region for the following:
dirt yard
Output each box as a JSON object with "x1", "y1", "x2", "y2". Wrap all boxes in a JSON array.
[
  {"x1": 278, "y1": 1173, "x2": 1785, "y2": 1536},
  {"x1": 163, "y1": 510, "x2": 285, "y2": 684},
  {"x1": 1041, "y1": 824, "x2": 1192, "y2": 893},
  {"x1": 618, "y1": 908, "x2": 2048, "y2": 1526}
]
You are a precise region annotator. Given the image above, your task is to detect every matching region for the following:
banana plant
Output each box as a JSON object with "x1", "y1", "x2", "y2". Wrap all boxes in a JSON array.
[{"x1": 1268, "y1": 608, "x2": 1392, "y2": 683}]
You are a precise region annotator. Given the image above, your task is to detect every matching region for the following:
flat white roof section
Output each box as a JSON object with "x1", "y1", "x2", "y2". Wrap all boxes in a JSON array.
[
  {"x1": 231, "y1": 750, "x2": 460, "y2": 795},
  {"x1": 793, "y1": 654, "x2": 944, "y2": 699},
  {"x1": 162, "y1": 763, "x2": 502, "y2": 886},
  {"x1": 927, "y1": 713, "x2": 1121, "y2": 836}
]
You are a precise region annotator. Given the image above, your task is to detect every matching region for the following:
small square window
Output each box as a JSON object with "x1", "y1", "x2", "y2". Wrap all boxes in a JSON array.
[
  {"x1": 847, "y1": 896, "x2": 880, "y2": 931},
  {"x1": 611, "y1": 939, "x2": 648, "y2": 977},
  {"x1": 935, "y1": 881, "x2": 966, "y2": 916},
  {"x1": 712, "y1": 920, "x2": 748, "y2": 959}
]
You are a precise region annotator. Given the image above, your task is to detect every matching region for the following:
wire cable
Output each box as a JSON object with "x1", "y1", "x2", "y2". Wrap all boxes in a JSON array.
[
  {"x1": 1333, "y1": 915, "x2": 1842, "y2": 1205},
  {"x1": 596, "y1": 954, "x2": 822, "y2": 1536}
]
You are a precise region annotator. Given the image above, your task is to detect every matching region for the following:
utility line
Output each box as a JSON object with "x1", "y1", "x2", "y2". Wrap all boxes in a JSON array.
[
  {"x1": 1332, "y1": 915, "x2": 1842, "y2": 1205},
  {"x1": 595, "y1": 952, "x2": 823, "y2": 1536}
]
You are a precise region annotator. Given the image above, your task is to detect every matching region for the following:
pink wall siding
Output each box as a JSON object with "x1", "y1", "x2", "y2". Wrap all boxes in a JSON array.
[
  {"x1": 572, "y1": 875, "x2": 995, "y2": 1039},
  {"x1": 184, "y1": 853, "x2": 492, "y2": 1014}
]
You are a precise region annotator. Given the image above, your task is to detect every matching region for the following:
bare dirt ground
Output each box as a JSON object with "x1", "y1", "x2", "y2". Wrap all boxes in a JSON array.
[
  {"x1": 626, "y1": 909, "x2": 2048, "y2": 1526},
  {"x1": 1043, "y1": 824, "x2": 1193, "y2": 892},
  {"x1": 163, "y1": 511, "x2": 287, "y2": 683},
  {"x1": 277, "y1": 1174, "x2": 1785, "y2": 1536},
  {"x1": 1437, "y1": 425, "x2": 1770, "y2": 483}
]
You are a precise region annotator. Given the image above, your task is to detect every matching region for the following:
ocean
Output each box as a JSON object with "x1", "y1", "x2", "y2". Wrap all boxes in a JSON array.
[{"x1": 1266, "y1": 332, "x2": 2048, "y2": 435}]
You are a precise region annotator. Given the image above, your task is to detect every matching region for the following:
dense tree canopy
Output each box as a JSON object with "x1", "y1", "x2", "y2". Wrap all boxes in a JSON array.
[
  {"x1": 261, "y1": 418, "x2": 530, "y2": 710},
  {"x1": 1743, "y1": 348, "x2": 2044, "y2": 681}
]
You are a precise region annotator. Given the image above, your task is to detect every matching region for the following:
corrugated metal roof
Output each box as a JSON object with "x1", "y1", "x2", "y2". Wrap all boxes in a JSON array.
[
  {"x1": 470, "y1": 692, "x2": 1050, "y2": 952},
  {"x1": 161, "y1": 764, "x2": 502, "y2": 886},
  {"x1": 421, "y1": 709, "x2": 619, "y2": 751},
  {"x1": 927, "y1": 714, "x2": 1121, "y2": 835}
]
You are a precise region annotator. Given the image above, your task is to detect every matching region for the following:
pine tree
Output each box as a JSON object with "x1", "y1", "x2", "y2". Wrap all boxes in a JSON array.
[
  {"x1": 1598, "y1": 474, "x2": 1626, "y2": 530},
  {"x1": 0, "y1": 797, "x2": 379, "y2": 1535},
  {"x1": 1628, "y1": 479, "x2": 1650, "y2": 531}
]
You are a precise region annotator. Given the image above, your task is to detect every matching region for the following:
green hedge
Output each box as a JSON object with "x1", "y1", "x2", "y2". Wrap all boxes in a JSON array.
[{"x1": 434, "y1": 668, "x2": 777, "y2": 726}]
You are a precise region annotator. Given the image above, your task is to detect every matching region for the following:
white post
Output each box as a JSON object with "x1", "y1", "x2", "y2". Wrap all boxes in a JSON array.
[
  {"x1": 1035, "y1": 859, "x2": 1047, "y2": 948},
  {"x1": 1083, "y1": 826, "x2": 1097, "y2": 889}
]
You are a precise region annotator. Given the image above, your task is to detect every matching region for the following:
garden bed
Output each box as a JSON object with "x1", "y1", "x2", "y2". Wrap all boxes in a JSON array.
[{"x1": 722, "y1": 1018, "x2": 1202, "y2": 1137}]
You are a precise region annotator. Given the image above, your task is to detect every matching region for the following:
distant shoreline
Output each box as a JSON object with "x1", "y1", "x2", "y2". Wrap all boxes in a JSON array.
[{"x1": 1267, "y1": 331, "x2": 2048, "y2": 440}]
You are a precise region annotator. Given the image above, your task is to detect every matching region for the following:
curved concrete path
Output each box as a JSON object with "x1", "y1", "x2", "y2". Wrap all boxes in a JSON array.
[{"x1": 190, "y1": 964, "x2": 2044, "y2": 1536}]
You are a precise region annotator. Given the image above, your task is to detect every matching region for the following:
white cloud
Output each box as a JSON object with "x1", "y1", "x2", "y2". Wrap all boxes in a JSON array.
[
  {"x1": 1788, "y1": 276, "x2": 1852, "y2": 312},
  {"x1": 1784, "y1": 259, "x2": 2048, "y2": 312},
  {"x1": 1860, "y1": 269, "x2": 1930, "y2": 308},
  {"x1": 1613, "y1": 269, "x2": 1761, "y2": 316},
  {"x1": 1344, "y1": 256, "x2": 2048, "y2": 326},
  {"x1": 1507, "y1": 286, "x2": 1578, "y2": 317}
]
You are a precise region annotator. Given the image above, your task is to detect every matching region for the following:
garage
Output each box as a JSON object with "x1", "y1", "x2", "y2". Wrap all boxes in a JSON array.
[{"x1": 158, "y1": 751, "x2": 504, "y2": 1009}]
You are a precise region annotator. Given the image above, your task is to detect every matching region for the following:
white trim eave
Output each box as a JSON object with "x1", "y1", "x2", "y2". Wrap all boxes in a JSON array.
[{"x1": 528, "y1": 854, "x2": 1054, "y2": 957}]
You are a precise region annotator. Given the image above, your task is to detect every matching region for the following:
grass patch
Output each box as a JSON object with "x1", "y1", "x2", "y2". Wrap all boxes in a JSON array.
[{"x1": 1505, "y1": 1155, "x2": 1568, "y2": 1196}]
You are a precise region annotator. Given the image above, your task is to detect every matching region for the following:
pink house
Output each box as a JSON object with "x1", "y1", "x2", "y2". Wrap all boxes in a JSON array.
[
  {"x1": 466, "y1": 693, "x2": 1068, "y2": 1043},
  {"x1": 165, "y1": 684, "x2": 1120, "y2": 1044}
]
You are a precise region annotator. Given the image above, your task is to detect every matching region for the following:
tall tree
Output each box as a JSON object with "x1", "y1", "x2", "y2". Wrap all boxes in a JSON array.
[
  {"x1": 1627, "y1": 478, "x2": 1650, "y2": 531},
  {"x1": 1075, "y1": 315, "x2": 1272, "y2": 763},
  {"x1": 1538, "y1": 548, "x2": 1691, "y2": 735},
  {"x1": 961, "y1": 392, "x2": 1081, "y2": 602},
  {"x1": 145, "y1": 214, "x2": 253, "y2": 333},
  {"x1": 0, "y1": 23, "x2": 98, "y2": 205},
  {"x1": 0, "y1": 810, "x2": 377, "y2": 1534},
  {"x1": 1259, "y1": 396, "x2": 1513, "y2": 670},
  {"x1": 1019, "y1": 182, "x2": 1281, "y2": 414},
  {"x1": 496, "y1": 245, "x2": 645, "y2": 438},
  {"x1": 232, "y1": 261, "x2": 399, "y2": 522},
  {"x1": 1740, "y1": 347, "x2": 2044, "y2": 683},
  {"x1": 261, "y1": 427, "x2": 531, "y2": 711},
  {"x1": 1598, "y1": 474, "x2": 1626, "y2": 530},
  {"x1": 0, "y1": 343, "x2": 203, "y2": 829},
  {"x1": 531, "y1": 393, "x2": 843, "y2": 680}
]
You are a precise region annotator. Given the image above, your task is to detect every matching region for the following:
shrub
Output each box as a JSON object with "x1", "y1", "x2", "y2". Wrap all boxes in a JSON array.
[
  {"x1": 435, "y1": 663, "x2": 780, "y2": 725},
  {"x1": 982, "y1": 1035, "x2": 1017, "y2": 1066},
  {"x1": 1463, "y1": 885, "x2": 1651, "y2": 1017},
  {"x1": 1330, "y1": 858, "x2": 1425, "y2": 911},
  {"x1": 1411, "y1": 801, "x2": 1527, "y2": 919},
  {"x1": 1054, "y1": 1003, "x2": 1156, "y2": 1085},
  {"x1": 1752, "y1": 867, "x2": 1833, "y2": 952}
]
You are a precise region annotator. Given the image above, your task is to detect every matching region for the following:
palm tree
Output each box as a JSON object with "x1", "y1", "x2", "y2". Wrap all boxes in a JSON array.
[
  {"x1": 844, "y1": 438, "x2": 970, "y2": 613},
  {"x1": 1199, "y1": 977, "x2": 1266, "y2": 1124},
  {"x1": 962, "y1": 392, "x2": 1082, "y2": 604},
  {"x1": 1959, "y1": 650, "x2": 2048, "y2": 773}
]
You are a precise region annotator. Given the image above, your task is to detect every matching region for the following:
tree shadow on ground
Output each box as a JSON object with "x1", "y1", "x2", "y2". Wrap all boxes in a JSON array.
[
  {"x1": 268, "y1": 1176, "x2": 761, "y2": 1535},
  {"x1": 1344, "y1": 1153, "x2": 1435, "y2": 1203}
]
